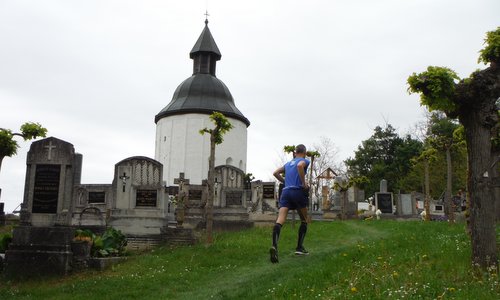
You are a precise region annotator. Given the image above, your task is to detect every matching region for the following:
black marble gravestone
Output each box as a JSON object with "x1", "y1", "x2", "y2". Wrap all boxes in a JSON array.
[{"x1": 376, "y1": 192, "x2": 393, "y2": 214}]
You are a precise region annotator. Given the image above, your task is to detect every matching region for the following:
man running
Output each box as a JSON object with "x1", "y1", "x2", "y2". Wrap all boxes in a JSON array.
[{"x1": 270, "y1": 144, "x2": 310, "y2": 263}]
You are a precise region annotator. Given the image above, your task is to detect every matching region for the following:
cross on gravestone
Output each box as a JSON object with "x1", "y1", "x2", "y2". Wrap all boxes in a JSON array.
[
  {"x1": 174, "y1": 173, "x2": 190, "y2": 208},
  {"x1": 44, "y1": 141, "x2": 56, "y2": 161},
  {"x1": 119, "y1": 172, "x2": 130, "y2": 192},
  {"x1": 174, "y1": 172, "x2": 190, "y2": 185}
]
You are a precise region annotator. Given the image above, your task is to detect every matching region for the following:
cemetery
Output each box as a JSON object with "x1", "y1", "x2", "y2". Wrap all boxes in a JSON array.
[
  {"x1": 0, "y1": 130, "x2": 468, "y2": 278},
  {"x1": 0, "y1": 5, "x2": 498, "y2": 299}
]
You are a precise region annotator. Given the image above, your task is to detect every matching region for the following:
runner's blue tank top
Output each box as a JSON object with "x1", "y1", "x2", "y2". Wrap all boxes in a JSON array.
[{"x1": 283, "y1": 157, "x2": 310, "y2": 189}]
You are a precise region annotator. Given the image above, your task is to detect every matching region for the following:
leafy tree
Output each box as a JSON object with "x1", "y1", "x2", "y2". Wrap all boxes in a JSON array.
[
  {"x1": 413, "y1": 146, "x2": 438, "y2": 221},
  {"x1": 407, "y1": 27, "x2": 500, "y2": 269},
  {"x1": 345, "y1": 124, "x2": 423, "y2": 197},
  {"x1": 199, "y1": 112, "x2": 233, "y2": 244},
  {"x1": 0, "y1": 122, "x2": 47, "y2": 173},
  {"x1": 426, "y1": 112, "x2": 462, "y2": 221},
  {"x1": 401, "y1": 113, "x2": 467, "y2": 201}
]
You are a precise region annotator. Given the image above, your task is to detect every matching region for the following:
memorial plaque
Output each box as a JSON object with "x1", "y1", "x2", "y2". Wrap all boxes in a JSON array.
[
  {"x1": 376, "y1": 192, "x2": 392, "y2": 214},
  {"x1": 32, "y1": 164, "x2": 60, "y2": 213},
  {"x1": 263, "y1": 185, "x2": 275, "y2": 199},
  {"x1": 136, "y1": 189, "x2": 157, "y2": 207},
  {"x1": 189, "y1": 189, "x2": 203, "y2": 201},
  {"x1": 88, "y1": 191, "x2": 106, "y2": 204},
  {"x1": 226, "y1": 191, "x2": 243, "y2": 206}
]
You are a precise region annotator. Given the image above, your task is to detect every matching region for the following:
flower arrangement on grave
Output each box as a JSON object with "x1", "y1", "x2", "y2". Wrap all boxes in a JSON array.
[
  {"x1": 73, "y1": 229, "x2": 94, "y2": 243},
  {"x1": 170, "y1": 194, "x2": 184, "y2": 209}
]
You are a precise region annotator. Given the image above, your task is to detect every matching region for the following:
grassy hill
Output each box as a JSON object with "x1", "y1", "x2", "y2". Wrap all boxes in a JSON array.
[{"x1": 1, "y1": 220, "x2": 499, "y2": 299}]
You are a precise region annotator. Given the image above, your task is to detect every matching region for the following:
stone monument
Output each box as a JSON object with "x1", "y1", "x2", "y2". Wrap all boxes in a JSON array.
[
  {"x1": 107, "y1": 156, "x2": 169, "y2": 248},
  {"x1": 71, "y1": 184, "x2": 112, "y2": 233},
  {"x1": 375, "y1": 179, "x2": 393, "y2": 214},
  {"x1": 5, "y1": 137, "x2": 81, "y2": 277},
  {"x1": 396, "y1": 193, "x2": 417, "y2": 216}
]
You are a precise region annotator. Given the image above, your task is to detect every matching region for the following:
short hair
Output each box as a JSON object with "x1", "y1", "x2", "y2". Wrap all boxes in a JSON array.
[{"x1": 295, "y1": 144, "x2": 307, "y2": 154}]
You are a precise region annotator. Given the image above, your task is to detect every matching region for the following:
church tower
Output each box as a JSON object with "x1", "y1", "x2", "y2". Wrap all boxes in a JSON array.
[{"x1": 154, "y1": 19, "x2": 250, "y2": 186}]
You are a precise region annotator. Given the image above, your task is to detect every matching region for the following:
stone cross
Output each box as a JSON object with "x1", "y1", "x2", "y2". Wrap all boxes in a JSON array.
[
  {"x1": 44, "y1": 141, "x2": 56, "y2": 160},
  {"x1": 119, "y1": 172, "x2": 130, "y2": 192},
  {"x1": 174, "y1": 173, "x2": 190, "y2": 207},
  {"x1": 174, "y1": 172, "x2": 190, "y2": 186}
]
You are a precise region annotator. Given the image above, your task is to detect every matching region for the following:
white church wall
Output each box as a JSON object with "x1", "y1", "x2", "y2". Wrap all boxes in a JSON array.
[{"x1": 155, "y1": 113, "x2": 247, "y2": 185}]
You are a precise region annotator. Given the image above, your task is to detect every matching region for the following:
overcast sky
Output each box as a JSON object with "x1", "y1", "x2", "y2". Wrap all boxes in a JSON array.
[{"x1": 0, "y1": 0, "x2": 498, "y2": 213}]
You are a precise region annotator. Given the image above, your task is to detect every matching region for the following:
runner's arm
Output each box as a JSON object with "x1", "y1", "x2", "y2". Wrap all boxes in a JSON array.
[
  {"x1": 273, "y1": 166, "x2": 285, "y2": 184},
  {"x1": 297, "y1": 161, "x2": 308, "y2": 189}
]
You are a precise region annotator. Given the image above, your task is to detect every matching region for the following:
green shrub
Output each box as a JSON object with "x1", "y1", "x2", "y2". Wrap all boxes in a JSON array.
[
  {"x1": 91, "y1": 227, "x2": 127, "y2": 257},
  {"x1": 0, "y1": 233, "x2": 12, "y2": 253}
]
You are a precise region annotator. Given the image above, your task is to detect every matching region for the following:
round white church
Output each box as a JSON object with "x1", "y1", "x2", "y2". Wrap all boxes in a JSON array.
[{"x1": 154, "y1": 20, "x2": 250, "y2": 186}]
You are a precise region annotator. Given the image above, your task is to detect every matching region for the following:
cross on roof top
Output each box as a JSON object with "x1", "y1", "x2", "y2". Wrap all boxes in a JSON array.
[{"x1": 204, "y1": 10, "x2": 209, "y2": 25}]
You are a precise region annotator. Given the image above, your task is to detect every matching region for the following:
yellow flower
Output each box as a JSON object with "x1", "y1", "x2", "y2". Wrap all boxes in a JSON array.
[
  {"x1": 350, "y1": 287, "x2": 357, "y2": 293},
  {"x1": 448, "y1": 287, "x2": 456, "y2": 292},
  {"x1": 342, "y1": 253, "x2": 348, "y2": 257},
  {"x1": 392, "y1": 271, "x2": 399, "y2": 277},
  {"x1": 377, "y1": 256, "x2": 383, "y2": 260}
]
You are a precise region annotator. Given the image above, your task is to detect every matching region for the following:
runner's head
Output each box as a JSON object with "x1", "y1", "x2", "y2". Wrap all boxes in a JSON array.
[{"x1": 295, "y1": 144, "x2": 307, "y2": 157}]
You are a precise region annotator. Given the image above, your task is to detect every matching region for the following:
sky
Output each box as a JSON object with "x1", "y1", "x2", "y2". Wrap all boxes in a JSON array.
[{"x1": 0, "y1": 0, "x2": 498, "y2": 213}]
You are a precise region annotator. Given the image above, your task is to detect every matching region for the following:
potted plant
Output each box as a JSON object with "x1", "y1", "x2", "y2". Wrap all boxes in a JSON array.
[{"x1": 72, "y1": 229, "x2": 94, "y2": 259}]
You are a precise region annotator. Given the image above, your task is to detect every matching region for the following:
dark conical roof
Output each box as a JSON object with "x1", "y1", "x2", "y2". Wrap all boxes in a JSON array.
[
  {"x1": 155, "y1": 20, "x2": 250, "y2": 127},
  {"x1": 189, "y1": 20, "x2": 221, "y2": 60},
  {"x1": 154, "y1": 74, "x2": 250, "y2": 125}
]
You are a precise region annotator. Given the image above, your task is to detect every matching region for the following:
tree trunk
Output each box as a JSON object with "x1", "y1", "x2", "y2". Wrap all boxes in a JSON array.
[
  {"x1": 424, "y1": 160, "x2": 431, "y2": 221},
  {"x1": 462, "y1": 110, "x2": 497, "y2": 269},
  {"x1": 445, "y1": 148, "x2": 454, "y2": 222},
  {"x1": 493, "y1": 153, "x2": 500, "y2": 222},
  {"x1": 308, "y1": 156, "x2": 314, "y2": 211},
  {"x1": 0, "y1": 156, "x2": 4, "y2": 174},
  {"x1": 206, "y1": 133, "x2": 216, "y2": 244}
]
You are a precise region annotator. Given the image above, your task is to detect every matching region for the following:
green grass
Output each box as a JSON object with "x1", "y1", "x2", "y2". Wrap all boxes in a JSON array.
[{"x1": 1, "y1": 220, "x2": 499, "y2": 299}]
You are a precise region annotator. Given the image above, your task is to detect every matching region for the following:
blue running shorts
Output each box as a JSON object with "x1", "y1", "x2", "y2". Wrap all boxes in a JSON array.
[{"x1": 279, "y1": 187, "x2": 309, "y2": 210}]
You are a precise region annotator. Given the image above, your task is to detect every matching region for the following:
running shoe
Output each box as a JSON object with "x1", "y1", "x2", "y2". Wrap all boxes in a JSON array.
[
  {"x1": 295, "y1": 247, "x2": 309, "y2": 255},
  {"x1": 269, "y1": 246, "x2": 279, "y2": 263}
]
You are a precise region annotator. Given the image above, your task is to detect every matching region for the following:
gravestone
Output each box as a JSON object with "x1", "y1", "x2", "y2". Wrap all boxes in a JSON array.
[
  {"x1": 213, "y1": 165, "x2": 252, "y2": 230},
  {"x1": 375, "y1": 180, "x2": 393, "y2": 214},
  {"x1": 396, "y1": 194, "x2": 415, "y2": 216},
  {"x1": 173, "y1": 172, "x2": 189, "y2": 227},
  {"x1": 18, "y1": 137, "x2": 82, "y2": 226},
  {"x1": 248, "y1": 180, "x2": 263, "y2": 213},
  {"x1": 5, "y1": 137, "x2": 81, "y2": 277},
  {"x1": 71, "y1": 184, "x2": 111, "y2": 229},
  {"x1": 108, "y1": 156, "x2": 168, "y2": 241},
  {"x1": 247, "y1": 181, "x2": 276, "y2": 226},
  {"x1": 380, "y1": 179, "x2": 388, "y2": 193},
  {"x1": 163, "y1": 173, "x2": 198, "y2": 245},
  {"x1": 375, "y1": 193, "x2": 393, "y2": 214},
  {"x1": 261, "y1": 182, "x2": 276, "y2": 212}
]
